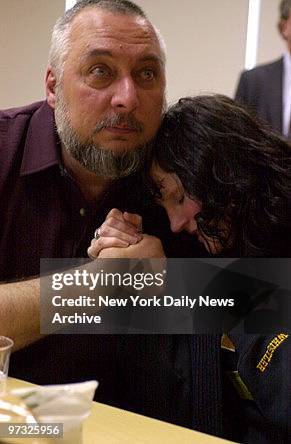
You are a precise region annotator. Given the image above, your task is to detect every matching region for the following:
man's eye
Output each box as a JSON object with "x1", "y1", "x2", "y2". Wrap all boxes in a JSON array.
[
  {"x1": 90, "y1": 65, "x2": 112, "y2": 79},
  {"x1": 138, "y1": 68, "x2": 156, "y2": 81}
]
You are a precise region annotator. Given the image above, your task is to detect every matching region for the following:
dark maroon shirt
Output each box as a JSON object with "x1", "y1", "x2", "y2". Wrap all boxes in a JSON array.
[{"x1": 0, "y1": 100, "x2": 199, "y2": 391}]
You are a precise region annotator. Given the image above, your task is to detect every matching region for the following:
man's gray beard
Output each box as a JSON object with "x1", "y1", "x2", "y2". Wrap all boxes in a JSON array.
[{"x1": 54, "y1": 88, "x2": 152, "y2": 179}]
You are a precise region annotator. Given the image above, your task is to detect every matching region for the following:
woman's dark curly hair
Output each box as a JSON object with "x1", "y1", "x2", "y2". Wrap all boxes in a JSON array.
[{"x1": 152, "y1": 95, "x2": 291, "y2": 257}]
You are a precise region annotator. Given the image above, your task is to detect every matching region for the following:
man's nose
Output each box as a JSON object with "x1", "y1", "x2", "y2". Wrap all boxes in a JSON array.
[{"x1": 111, "y1": 76, "x2": 139, "y2": 112}]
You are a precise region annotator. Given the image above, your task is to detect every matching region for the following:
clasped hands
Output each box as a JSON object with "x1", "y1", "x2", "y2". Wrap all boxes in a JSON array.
[{"x1": 87, "y1": 208, "x2": 165, "y2": 259}]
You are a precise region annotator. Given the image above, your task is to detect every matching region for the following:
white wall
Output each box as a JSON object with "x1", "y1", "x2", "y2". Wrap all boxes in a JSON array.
[
  {"x1": 136, "y1": 0, "x2": 248, "y2": 102},
  {"x1": 0, "y1": 0, "x2": 64, "y2": 109}
]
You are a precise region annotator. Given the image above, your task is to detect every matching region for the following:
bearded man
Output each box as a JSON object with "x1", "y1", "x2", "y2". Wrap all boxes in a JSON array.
[{"x1": 0, "y1": 0, "x2": 199, "y2": 423}]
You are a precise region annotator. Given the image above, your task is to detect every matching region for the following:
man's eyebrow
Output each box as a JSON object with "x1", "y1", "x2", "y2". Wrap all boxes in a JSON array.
[
  {"x1": 81, "y1": 49, "x2": 113, "y2": 61},
  {"x1": 81, "y1": 50, "x2": 163, "y2": 65},
  {"x1": 139, "y1": 54, "x2": 163, "y2": 65}
]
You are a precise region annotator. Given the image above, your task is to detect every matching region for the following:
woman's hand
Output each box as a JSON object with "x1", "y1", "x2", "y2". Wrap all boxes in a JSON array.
[
  {"x1": 98, "y1": 234, "x2": 166, "y2": 259},
  {"x1": 87, "y1": 208, "x2": 143, "y2": 259}
]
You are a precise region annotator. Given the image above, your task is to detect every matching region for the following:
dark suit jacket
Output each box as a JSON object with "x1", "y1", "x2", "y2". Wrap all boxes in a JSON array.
[{"x1": 235, "y1": 58, "x2": 283, "y2": 135}]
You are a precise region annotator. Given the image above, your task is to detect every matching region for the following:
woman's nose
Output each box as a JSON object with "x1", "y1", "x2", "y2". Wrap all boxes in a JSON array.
[{"x1": 170, "y1": 214, "x2": 197, "y2": 234}]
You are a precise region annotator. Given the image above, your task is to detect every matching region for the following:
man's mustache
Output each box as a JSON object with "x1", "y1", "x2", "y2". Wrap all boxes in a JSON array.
[{"x1": 93, "y1": 114, "x2": 144, "y2": 134}]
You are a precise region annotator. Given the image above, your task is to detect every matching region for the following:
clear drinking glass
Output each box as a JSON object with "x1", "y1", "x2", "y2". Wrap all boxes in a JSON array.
[{"x1": 0, "y1": 336, "x2": 14, "y2": 394}]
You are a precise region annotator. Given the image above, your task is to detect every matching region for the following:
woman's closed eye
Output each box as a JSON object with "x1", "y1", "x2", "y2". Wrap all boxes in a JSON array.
[{"x1": 177, "y1": 194, "x2": 185, "y2": 205}]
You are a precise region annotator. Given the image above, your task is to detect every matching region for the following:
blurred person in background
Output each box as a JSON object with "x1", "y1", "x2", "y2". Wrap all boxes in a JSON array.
[{"x1": 235, "y1": 0, "x2": 291, "y2": 140}]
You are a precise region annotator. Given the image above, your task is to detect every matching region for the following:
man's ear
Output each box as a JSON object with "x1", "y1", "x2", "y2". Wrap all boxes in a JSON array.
[{"x1": 45, "y1": 67, "x2": 57, "y2": 109}]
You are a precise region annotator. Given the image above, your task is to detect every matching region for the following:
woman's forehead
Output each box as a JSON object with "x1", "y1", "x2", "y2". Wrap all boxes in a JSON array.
[{"x1": 150, "y1": 164, "x2": 183, "y2": 196}]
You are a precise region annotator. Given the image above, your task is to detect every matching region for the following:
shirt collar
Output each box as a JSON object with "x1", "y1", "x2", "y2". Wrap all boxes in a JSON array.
[
  {"x1": 20, "y1": 101, "x2": 60, "y2": 176},
  {"x1": 283, "y1": 51, "x2": 291, "y2": 72}
]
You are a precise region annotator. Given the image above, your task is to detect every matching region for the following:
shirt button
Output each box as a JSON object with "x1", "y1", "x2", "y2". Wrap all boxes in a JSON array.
[{"x1": 79, "y1": 208, "x2": 86, "y2": 217}]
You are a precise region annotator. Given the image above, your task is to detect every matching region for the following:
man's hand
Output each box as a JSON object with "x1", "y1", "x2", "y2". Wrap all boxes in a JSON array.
[
  {"x1": 88, "y1": 208, "x2": 143, "y2": 259},
  {"x1": 98, "y1": 234, "x2": 165, "y2": 259}
]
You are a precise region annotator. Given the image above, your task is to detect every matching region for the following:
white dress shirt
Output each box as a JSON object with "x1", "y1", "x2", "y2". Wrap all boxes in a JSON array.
[{"x1": 283, "y1": 52, "x2": 291, "y2": 136}]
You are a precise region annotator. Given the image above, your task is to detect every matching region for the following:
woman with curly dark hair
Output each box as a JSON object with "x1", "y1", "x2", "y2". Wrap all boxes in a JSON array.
[
  {"x1": 150, "y1": 94, "x2": 291, "y2": 257},
  {"x1": 146, "y1": 95, "x2": 291, "y2": 443},
  {"x1": 88, "y1": 95, "x2": 291, "y2": 444},
  {"x1": 89, "y1": 95, "x2": 291, "y2": 258}
]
